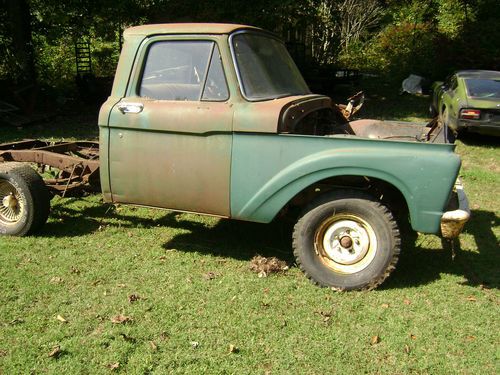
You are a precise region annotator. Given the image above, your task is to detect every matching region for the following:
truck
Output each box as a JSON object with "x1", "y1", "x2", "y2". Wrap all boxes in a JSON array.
[{"x1": 0, "y1": 23, "x2": 470, "y2": 291}]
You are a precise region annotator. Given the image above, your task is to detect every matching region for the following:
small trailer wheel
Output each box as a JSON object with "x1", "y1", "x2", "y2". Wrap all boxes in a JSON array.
[{"x1": 0, "y1": 163, "x2": 50, "y2": 236}]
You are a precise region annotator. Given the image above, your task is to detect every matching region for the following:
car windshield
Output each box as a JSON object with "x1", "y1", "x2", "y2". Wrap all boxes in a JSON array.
[
  {"x1": 232, "y1": 33, "x2": 310, "y2": 100},
  {"x1": 464, "y1": 78, "x2": 500, "y2": 99}
]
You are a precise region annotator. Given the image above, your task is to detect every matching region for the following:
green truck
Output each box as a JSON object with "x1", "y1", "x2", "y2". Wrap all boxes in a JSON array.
[{"x1": 0, "y1": 24, "x2": 470, "y2": 291}]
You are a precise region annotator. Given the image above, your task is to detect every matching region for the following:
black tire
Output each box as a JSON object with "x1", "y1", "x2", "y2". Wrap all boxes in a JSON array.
[
  {"x1": 0, "y1": 163, "x2": 50, "y2": 236},
  {"x1": 440, "y1": 107, "x2": 457, "y2": 143},
  {"x1": 429, "y1": 104, "x2": 437, "y2": 117},
  {"x1": 293, "y1": 190, "x2": 401, "y2": 291}
]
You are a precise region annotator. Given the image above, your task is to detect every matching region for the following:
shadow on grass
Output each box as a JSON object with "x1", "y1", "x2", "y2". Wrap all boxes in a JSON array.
[
  {"x1": 39, "y1": 201, "x2": 498, "y2": 290},
  {"x1": 383, "y1": 209, "x2": 499, "y2": 291},
  {"x1": 458, "y1": 132, "x2": 500, "y2": 147}
]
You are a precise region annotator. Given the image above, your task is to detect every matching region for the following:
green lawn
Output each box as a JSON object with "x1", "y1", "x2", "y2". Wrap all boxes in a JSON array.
[{"x1": 0, "y1": 85, "x2": 499, "y2": 374}]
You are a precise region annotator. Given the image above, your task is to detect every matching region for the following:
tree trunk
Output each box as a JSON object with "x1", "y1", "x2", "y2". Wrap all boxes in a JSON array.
[{"x1": 5, "y1": 0, "x2": 36, "y2": 84}]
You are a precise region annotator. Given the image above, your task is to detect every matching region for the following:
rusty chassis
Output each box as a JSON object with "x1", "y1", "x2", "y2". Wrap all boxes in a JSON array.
[{"x1": 0, "y1": 140, "x2": 100, "y2": 196}]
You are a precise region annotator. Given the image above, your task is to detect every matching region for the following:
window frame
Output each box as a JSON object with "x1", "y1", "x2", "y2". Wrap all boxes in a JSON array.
[
  {"x1": 131, "y1": 36, "x2": 230, "y2": 102},
  {"x1": 229, "y1": 30, "x2": 310, "y2": 102}
]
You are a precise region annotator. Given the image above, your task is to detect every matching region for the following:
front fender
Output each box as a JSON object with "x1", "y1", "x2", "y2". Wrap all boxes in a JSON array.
[{"x1": 230, "y1": 134, "x2": 460, "y2": 234}]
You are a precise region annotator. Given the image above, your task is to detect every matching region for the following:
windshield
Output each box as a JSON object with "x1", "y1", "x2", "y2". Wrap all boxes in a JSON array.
[
  {"x1": 465, "y1": 78, "x2": 500, "y2": 99},
  {"x1": 232, "y1": 33, "x2": 310, "y2": 100}
]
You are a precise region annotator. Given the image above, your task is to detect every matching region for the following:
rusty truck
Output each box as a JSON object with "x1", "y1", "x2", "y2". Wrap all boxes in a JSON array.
[{"x1": 0, "y1": 24, "x2": 470, "y2": 291}]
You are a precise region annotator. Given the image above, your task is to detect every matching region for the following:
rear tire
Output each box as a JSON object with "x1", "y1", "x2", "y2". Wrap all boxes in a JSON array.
[
  {"x1": 0, "y1": 163, "x2": 50, "y2": 236},
  {"x1": 429, "y1": 104, "x2": 437, "y2": 117},
  {"x1": 440, "y1": 107, "x2": 456, "y2": 143},
  {"x1": 293, "y1": 190, "x2": 400, "y2": 291}
]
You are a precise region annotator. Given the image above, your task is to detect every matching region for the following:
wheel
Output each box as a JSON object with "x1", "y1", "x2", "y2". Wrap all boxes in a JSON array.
[
  {"x1": 429, "y1": 104, "x2": 437, "y2": 117},
  {"x1": 0, "y1": 163, "x2": 50, "y2": 236},
  {"x1": 293, "y1": 190, "x2": 401, "y2": 291},
  {"x1": 440, "y1": 107, "x2": 456, "y2": 143}
]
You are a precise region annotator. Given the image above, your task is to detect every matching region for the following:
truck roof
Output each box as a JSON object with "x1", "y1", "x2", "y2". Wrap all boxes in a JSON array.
[{"x1": 124, "y1": 23, "x2": 263, "y2": 37}]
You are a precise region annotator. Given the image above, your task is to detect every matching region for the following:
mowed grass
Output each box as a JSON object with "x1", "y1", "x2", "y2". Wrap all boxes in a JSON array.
[{"x1": 0, "y1": 87, "x2": 499, "y2": 374}]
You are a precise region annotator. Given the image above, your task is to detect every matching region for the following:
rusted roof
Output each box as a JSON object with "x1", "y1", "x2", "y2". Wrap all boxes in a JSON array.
[{"x1": 124, "y1": 23, "x2": 262, "y2": 37}]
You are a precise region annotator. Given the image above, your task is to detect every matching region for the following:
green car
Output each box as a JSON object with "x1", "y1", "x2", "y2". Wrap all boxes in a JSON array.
[{"x1": 431, "y1": 70, "x2": 500, "y2": 137}]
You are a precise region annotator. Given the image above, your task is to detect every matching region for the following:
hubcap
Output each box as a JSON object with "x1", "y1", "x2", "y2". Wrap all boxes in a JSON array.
[
  {"x1": 315, "y1": 214, "x2": 377, "y2": 274},
  {"x1": 0, "y1": 180, "x2": 24, "y2": 224}
]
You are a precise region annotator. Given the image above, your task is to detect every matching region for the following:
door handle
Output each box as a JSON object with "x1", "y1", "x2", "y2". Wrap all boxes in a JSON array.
[{"x1": 117, "y1": 102, "x2": 144, "y2": 114}]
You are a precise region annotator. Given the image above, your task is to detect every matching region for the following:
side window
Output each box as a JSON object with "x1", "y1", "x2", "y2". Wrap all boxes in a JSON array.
[
  {"x1": 202, "y1": 45, "x2": 229, "y2": 101},
  {"x1": 139, "y1": 41, "x2": 213, "y2": 101},
  {"x1": 450, "y1": 76, "x2": 458, "y2": 91}
]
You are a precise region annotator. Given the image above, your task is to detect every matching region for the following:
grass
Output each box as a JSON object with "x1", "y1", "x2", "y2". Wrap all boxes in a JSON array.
[{"x1": 0, "y1": 81, "x2": 499, "y2": 374}]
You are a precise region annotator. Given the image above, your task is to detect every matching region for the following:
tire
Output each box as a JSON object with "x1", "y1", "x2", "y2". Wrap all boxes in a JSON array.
[
  {"x1": 293, "y1": 190, "x2": 401, "y2": 291},
  {"x1": 440, "y1": 107, "x2": 456, "y2": 143},
  {"x1": 0, "y1": 163, "x2": 50, "y2": 236},
  {"x1": 429, "y1": 104, "x2": 437, "y2": 117}
]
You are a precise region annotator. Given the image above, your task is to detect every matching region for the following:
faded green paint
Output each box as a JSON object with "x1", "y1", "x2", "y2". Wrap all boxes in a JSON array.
[
  {"x1": 98, "y1": 23, "x2": 465, "y2": 236},
  {"x1": 230, "y1": 134, "x2": 460, "y2": 233}
]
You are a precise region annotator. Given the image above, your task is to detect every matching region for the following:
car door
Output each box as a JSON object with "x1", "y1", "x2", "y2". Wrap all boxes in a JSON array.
[
  {"x1": 442, "y1": 75, "x2": 460, "y2": 129},
  {"x1": 107, "y1": 37, "x2": 233, "y2": 216}
]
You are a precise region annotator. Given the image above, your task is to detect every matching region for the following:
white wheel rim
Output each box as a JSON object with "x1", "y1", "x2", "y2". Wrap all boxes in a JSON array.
[
  {"x1": 314, "y1": 214, "x2": 378, "y2": 274},
  {"x1": 0, "y1": 180, "x2": 25, "y2": 224}
]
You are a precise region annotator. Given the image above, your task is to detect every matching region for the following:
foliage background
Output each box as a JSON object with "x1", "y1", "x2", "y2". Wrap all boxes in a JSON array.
[{"x1": 1, "y1": 0, "x2": 499, "y2": 93}]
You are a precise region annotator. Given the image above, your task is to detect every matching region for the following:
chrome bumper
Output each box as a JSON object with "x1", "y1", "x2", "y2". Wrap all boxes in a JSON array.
[{"x1": 441, "y1": 178, "x2": 470, "y2": 239}]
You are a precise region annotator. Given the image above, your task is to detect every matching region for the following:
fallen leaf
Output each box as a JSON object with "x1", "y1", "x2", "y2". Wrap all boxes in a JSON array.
[
  {"x1": 56, "y1": 315, "x2": 68, "y2": 323},
  {"x1": 106, "y1": 362, "x2": 120, "y2": 370},
  {"x1": 120, "y1": 333, "x2": 136, "y2": 343},
  {"x1": 466, "y1": 296, "x2": 477, "y2": 302},
  {"x1": 381, "y1": 303, "x2": 390, "y2": 308},
  {"x1": 404, "y1": 344, "x2": 411, "y2": 354},
  {"x1": 190, "y1": 341, "x2": 199, "y2": 349},
  {"x1": 48, "y1": 345, "x2": 61, "y2": 358},
  {"x1": 128, "y1": 294, "x2": 140, "y2": 303},
  {"x1": 316, "y1": 310, "x2": 333, "y2": 324},
  {"x1": 202, "y1": 272, "x2": 217, "y2": 281},
  {"x1": 410, "y1": 334, "x2": 417, "y2": 340},
  {"x1": 250, "y1": 255, "x2": 288, "y2": 277},
  {"x1": 9, "y1": 318, "x2": 24, "y2": 325},
  {"x1": 70, "y1": 267, "x2": 80, "y2": 274},
  {"x1": 50, "y1": 277, "x2": 63, "y2": 284},
  {"x1": 229, "y1": 344, "x2": 239, "y2": 353},
  {"x1": 403, "y1": 299, "x2": 411, "y2": 305},
  {"x1": 111, "y1": 314, "x2": 131, "y2": 324},
  {"x1": 370, "y1": 335, "x2": 380, "y2": 345},
  {"x1": 150, "y1": 341, "x2": 158, "y2": 351}
]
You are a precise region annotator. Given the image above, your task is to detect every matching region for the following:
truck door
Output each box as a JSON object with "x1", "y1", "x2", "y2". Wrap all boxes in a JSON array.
[{"x1": 107, "y1": 38, "x2": 233, "y2": 216}]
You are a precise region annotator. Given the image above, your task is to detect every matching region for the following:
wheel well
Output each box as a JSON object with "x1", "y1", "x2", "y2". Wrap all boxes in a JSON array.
[{"x1": 282, "y1": 175, "x2": 410, "y2": 227}]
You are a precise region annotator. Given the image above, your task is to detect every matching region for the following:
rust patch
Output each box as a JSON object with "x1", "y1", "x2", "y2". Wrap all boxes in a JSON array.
[{"x1": 0, "y1": 140, "x2": 100, "y2": 196}]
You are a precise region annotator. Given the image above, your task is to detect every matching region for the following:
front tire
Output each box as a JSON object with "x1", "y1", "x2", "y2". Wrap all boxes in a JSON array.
[
  {"x1": 0, "y1": 163, "x2": 50, "y2": 236},
  {"x1": 293, "y1": 191, "x2": 400, "y2": 291}
]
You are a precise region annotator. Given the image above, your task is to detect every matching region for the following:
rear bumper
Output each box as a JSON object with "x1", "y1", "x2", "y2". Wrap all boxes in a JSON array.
[
  {"x1": 440, "y1": 178, "x2": 470, "y2": 238},
  {"x1": 457, "y1": 120, "x2": 500, "y2": 136}
]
